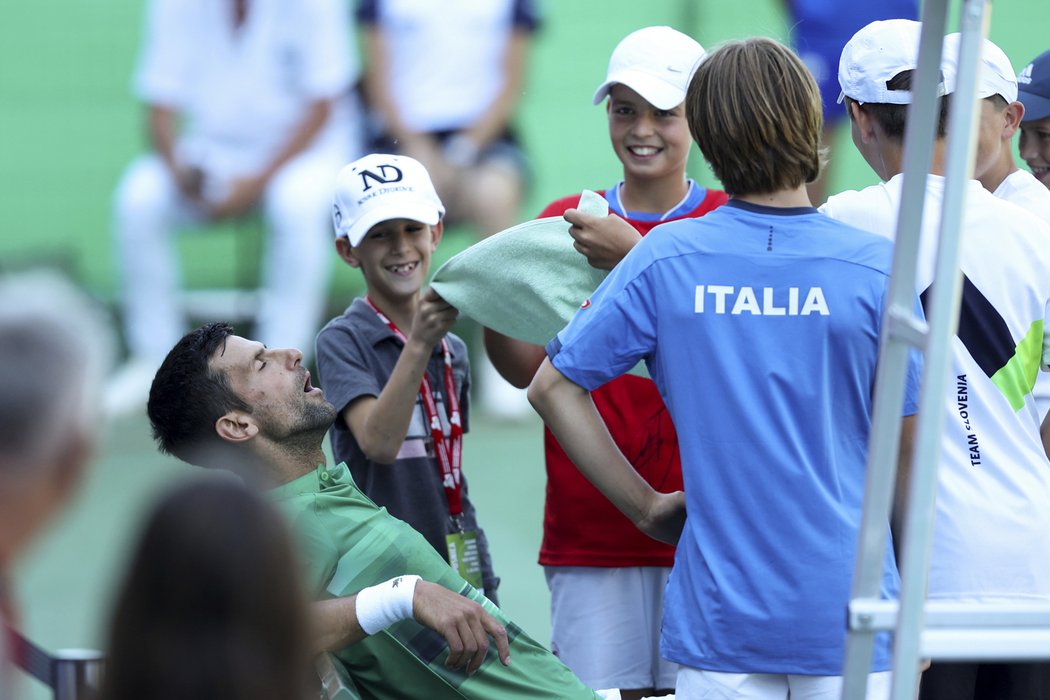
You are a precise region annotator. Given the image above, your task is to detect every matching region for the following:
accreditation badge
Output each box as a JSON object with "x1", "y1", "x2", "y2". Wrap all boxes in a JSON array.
[{"x1": 446, "y1": 529, "x2": 484, "y2": 593}]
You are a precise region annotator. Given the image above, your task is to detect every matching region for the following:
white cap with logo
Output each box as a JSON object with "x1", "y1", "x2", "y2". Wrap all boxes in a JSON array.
[
  {"x1": 838, "y1": 19, "x2": 944, "y2": 105},
  {"x1": 941, "y1": 33, "x2": 1018, "y2": 103},
  {"x1": 332, "y1": 154, "x2": 445, "y2": 246},
  {"x1": 591, "y1": 26, "x2": 706, "y2": 110}
]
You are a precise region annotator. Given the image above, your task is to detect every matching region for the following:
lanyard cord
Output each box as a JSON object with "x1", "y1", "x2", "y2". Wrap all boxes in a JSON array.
[{"x1": 365, "y1": 297, "x2": 464, "y2": 516}]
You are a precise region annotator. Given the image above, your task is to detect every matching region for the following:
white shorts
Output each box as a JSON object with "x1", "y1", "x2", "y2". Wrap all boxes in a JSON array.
[
  {"x1": 546, "y1": 566, "x2": 677, "y2": 691},
  {"x1": 675, "y1": 667, "x2": 891, "y2": 699}
]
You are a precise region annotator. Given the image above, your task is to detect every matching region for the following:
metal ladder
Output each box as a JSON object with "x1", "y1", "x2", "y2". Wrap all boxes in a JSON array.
[{"x1": 840, "y1": 1, "x2": 1050, "y2": 698}]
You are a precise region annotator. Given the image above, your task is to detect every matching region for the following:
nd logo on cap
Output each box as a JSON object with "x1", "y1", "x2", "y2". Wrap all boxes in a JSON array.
[
  {"x1": 359, "y1": 163, "x2": 404, "y2": 192},
  {"x1": 332, "y1": 153, "x2": 446, "y2": 246}
]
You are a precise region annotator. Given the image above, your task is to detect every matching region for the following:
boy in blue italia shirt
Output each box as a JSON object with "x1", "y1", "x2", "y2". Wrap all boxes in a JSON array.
[{"x1": 529, "y1": 37, "x2": 922, "y2": 699}]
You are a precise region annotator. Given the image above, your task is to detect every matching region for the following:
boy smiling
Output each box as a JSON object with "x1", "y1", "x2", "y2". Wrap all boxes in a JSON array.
[{"x1": 317, "y1": 154, "x2": 499, "y2": 601}]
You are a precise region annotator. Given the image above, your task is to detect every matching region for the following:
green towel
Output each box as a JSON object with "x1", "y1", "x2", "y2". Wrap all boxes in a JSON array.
[
  {"x1": 431, "y1": 190, "x2": 609, "y2": 345},
  {"x1": 431, "y1": 191, "x2": 650, "y2": 379}
]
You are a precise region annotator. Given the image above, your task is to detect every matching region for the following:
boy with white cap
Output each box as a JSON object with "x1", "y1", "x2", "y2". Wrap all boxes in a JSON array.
[
  {"x1": 941, "y1": 34, "x2": 1050, "y2": 223},
  {"x1": 531, "y1": 35, "x2": 920, "y2": 699},
  {"x1": 1018, "y1": 49, "x2": 1050, "y2": 193},
  {"x1": 316, "y1": 154, "x2": 500, "y2": 603},
  {"x1": 485, "y1": 26, "x2": 725, "y2": 699},
  {"x1": 821, "y1": 19, "x2": 1050, "y2": 699}
]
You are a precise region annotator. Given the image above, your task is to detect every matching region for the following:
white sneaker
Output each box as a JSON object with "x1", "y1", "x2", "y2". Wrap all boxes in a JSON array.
[{"x1": 103, "y1": 357, "x2": 158, "y2": 418}]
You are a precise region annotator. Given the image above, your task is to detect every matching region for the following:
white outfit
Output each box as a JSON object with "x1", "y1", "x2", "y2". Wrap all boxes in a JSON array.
[
  {"x1": 676, "y1": 668, "x2": 890, "y2": 700},
  {"x1": 114, "y1": 0, "x2": 360, "y2": 362},
  {"x1": 822, "y1": 175, "x2": 1050, "y2": 603},
  {"x1": 546, "y1": 566, "x2": 677, "y2": 691},
  {"x1": 360, "y1": 0, "x2": 536, "y2": 133},
  {"x1": 994, "y1": 168, "x2": 1050, "y2": 420},
  {"x1": 995, "y1": 168, "x2": 1050, "y2": 225}
]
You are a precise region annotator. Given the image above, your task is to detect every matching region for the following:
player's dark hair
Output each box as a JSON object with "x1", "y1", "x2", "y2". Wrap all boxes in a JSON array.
[
  {"x1": 100, "y1": 478, "x2": 314, "y2": 700},
  {"x1": 147, "y1": 322, "x2": 252, "y2": 470},
  {"x1": 686, "y1": 37, "x2": 825, "y2": 196},
  {"x1": 845, "y1": 70, "x2": 951, "y2": 140}
]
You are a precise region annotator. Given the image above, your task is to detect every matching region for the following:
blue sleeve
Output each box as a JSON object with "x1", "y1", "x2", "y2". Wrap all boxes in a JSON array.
[
  {"x1": 546, "y1": 247, "x2": 659, "y2": 391},
  {"x1": 356, "y1": 0, "x2": 378, "y2": 24},
  {"x1": 902, "y1": 294, "x2": 926, "y2": 416},
  {"x1": 511, "y1": 0, "x2": 541, "y2": 31}
]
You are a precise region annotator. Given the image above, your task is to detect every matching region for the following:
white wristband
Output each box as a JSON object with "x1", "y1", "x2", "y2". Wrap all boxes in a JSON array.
[{"x1": 355, "y1": 575, "x2": 420, "y2": 635}]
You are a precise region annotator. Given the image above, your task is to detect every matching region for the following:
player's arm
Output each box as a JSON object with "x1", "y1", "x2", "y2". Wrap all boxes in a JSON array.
[
  {"x1": 482, "y1": 328, "x2": 546, "y2": 389},
  {"x1": 312, "y1": 578, "x2": 510, "y2": 673},
  {"x1": 361, "y1": 26, "x2": 433, "y2": 152},
  {"x1": 146, "y1": 104, "x2": 206, "y2": 202},
  {"x1": 1042, "y1": 410, "x2": 1049, "y2": 461},
  {"x1": 343, "y1": 289, "x2": 458, "y2": 464},
  {"x1": 528, "y1": 357, "x2": 685, "y2": 544},
  {"x1": 563, "y1": 208, "x2": 642, "y2": 270},
  {"x1": 208, "y1": 98, "x2": 333, "y2": 219},
  {"x1": 891, "y1": 414, "x2": 918, "y2": 561}
]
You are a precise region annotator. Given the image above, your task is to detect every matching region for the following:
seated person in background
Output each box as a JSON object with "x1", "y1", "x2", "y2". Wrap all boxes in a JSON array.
[
  {"x1": 100, "y1": 478, "x2": 316, "y2": 700},
  {"x1": 358, "y1": 0, "x2": 538, "y2": 240},
  {"x1": 108, "y1": 0, "x2": 361, "y2": 412},
  {"x1": 146, "y1": 322, "x2": 606, "y2": 700}
]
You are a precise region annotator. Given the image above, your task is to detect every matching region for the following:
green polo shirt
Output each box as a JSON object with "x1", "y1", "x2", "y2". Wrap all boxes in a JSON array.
[{"x1": 269, "y1": 462, "x2": 599, "y2": 700}]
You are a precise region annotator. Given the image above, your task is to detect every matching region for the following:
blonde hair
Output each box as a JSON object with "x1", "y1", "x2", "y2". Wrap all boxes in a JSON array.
[{"x1": 686, "y1": 37, "x2": 825, "y2": 196}]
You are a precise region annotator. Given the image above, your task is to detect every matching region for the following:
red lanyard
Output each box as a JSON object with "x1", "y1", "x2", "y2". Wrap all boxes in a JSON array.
[{"x1": 365, "y1": 297, "x2": 464, "y2": 516}]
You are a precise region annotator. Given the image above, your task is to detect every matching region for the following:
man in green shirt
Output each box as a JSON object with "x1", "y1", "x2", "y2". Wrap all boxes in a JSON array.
[{"x1": 147, "y1": 322, "x2": 602, "y2": 700}]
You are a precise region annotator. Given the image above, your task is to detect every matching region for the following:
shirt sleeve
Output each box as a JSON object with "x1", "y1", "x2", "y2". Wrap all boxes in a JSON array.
[
  {"x1": 1043, "y1": 301, "x2": 1050, "y2": 371},
  {"x1": 283, "y1": 498, "x2": 340, "y2": 598},
  {"x1": 511, "y1": 0, "x2": 541, "y2": 32},
  {"x1": 132, "y1": 0, "x2": 191, "y2": 106},
  {"x1": 356, "y1": 0, "x2": 379, "y2": 24},
  {"x1": 297, "y1": 0, "x2": 358, "y2": 97},
  {"x1": 546, "y1": 245, "x2": 659, "y2": 391},
  {"x1": 315, "y1": 324, "x2": 384, "y2": 417},
  {"x1": 903, "y1": 294, "x2": 926, "y2": 416}
]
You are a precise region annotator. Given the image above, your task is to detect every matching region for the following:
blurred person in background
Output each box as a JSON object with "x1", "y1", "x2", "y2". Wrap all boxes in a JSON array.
[
  {"x1": 99, "y1": 478, "x2": 316, "y2": 700},
  {"x1": 1018, "y1": 48, "x2": 1050, "y2": 193},
  {"x1": 782, "y1": 0, "x2": 919, "y2": 204},
  {"x1": 0, "y1": 271, "x2": 114, "y2": 699},
  {"x1": 108, "y1": 0, "x2": 362, "y2": 414},
  {"x1": 1016, "y1": 50, "x2": 1050, "y2": 462}
]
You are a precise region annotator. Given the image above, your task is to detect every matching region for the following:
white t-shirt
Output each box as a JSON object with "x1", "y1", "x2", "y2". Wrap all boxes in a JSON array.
[
  {"x1": 358, "y1": 0, "x2": 539, "y2": 132},
  {"x1": 994, "y1": 168, "x2": 1050, "y2": 419},
  {"x1": 822, "y1": 174, "x2": 1050, "y2": 602},
  {"x1": 134, "y1": 0, "x2": 358, "y2": 176},
  {"x1": 995, "y1": 168, "x2": 1050, "y2": 225}
]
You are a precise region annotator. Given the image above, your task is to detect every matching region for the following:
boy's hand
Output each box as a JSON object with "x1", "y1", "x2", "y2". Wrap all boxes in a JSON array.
[
  {"x1": 410, "y1": 288, "x2": 459, "y2": 350},
  {"x1": 564, "y1": 209, "x2": 641, "y2": 270},
  {"x1": 635, "y1": 490, "x2": 686, "y2": 545}
]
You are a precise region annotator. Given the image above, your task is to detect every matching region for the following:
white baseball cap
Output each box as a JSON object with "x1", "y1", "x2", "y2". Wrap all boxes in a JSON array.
[
  {"x1": 941, "y1": 33, "x2": 1018, "y2": 102},
  {"x1": 838, "y1": 19, "x2": 944, "y2": 105},
  {"x1": 591, "y1": 26, "x2": 706, "y2": 110},
  {"x1": 332, "y1": 154, "x2": 445, "y2": 246}
]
